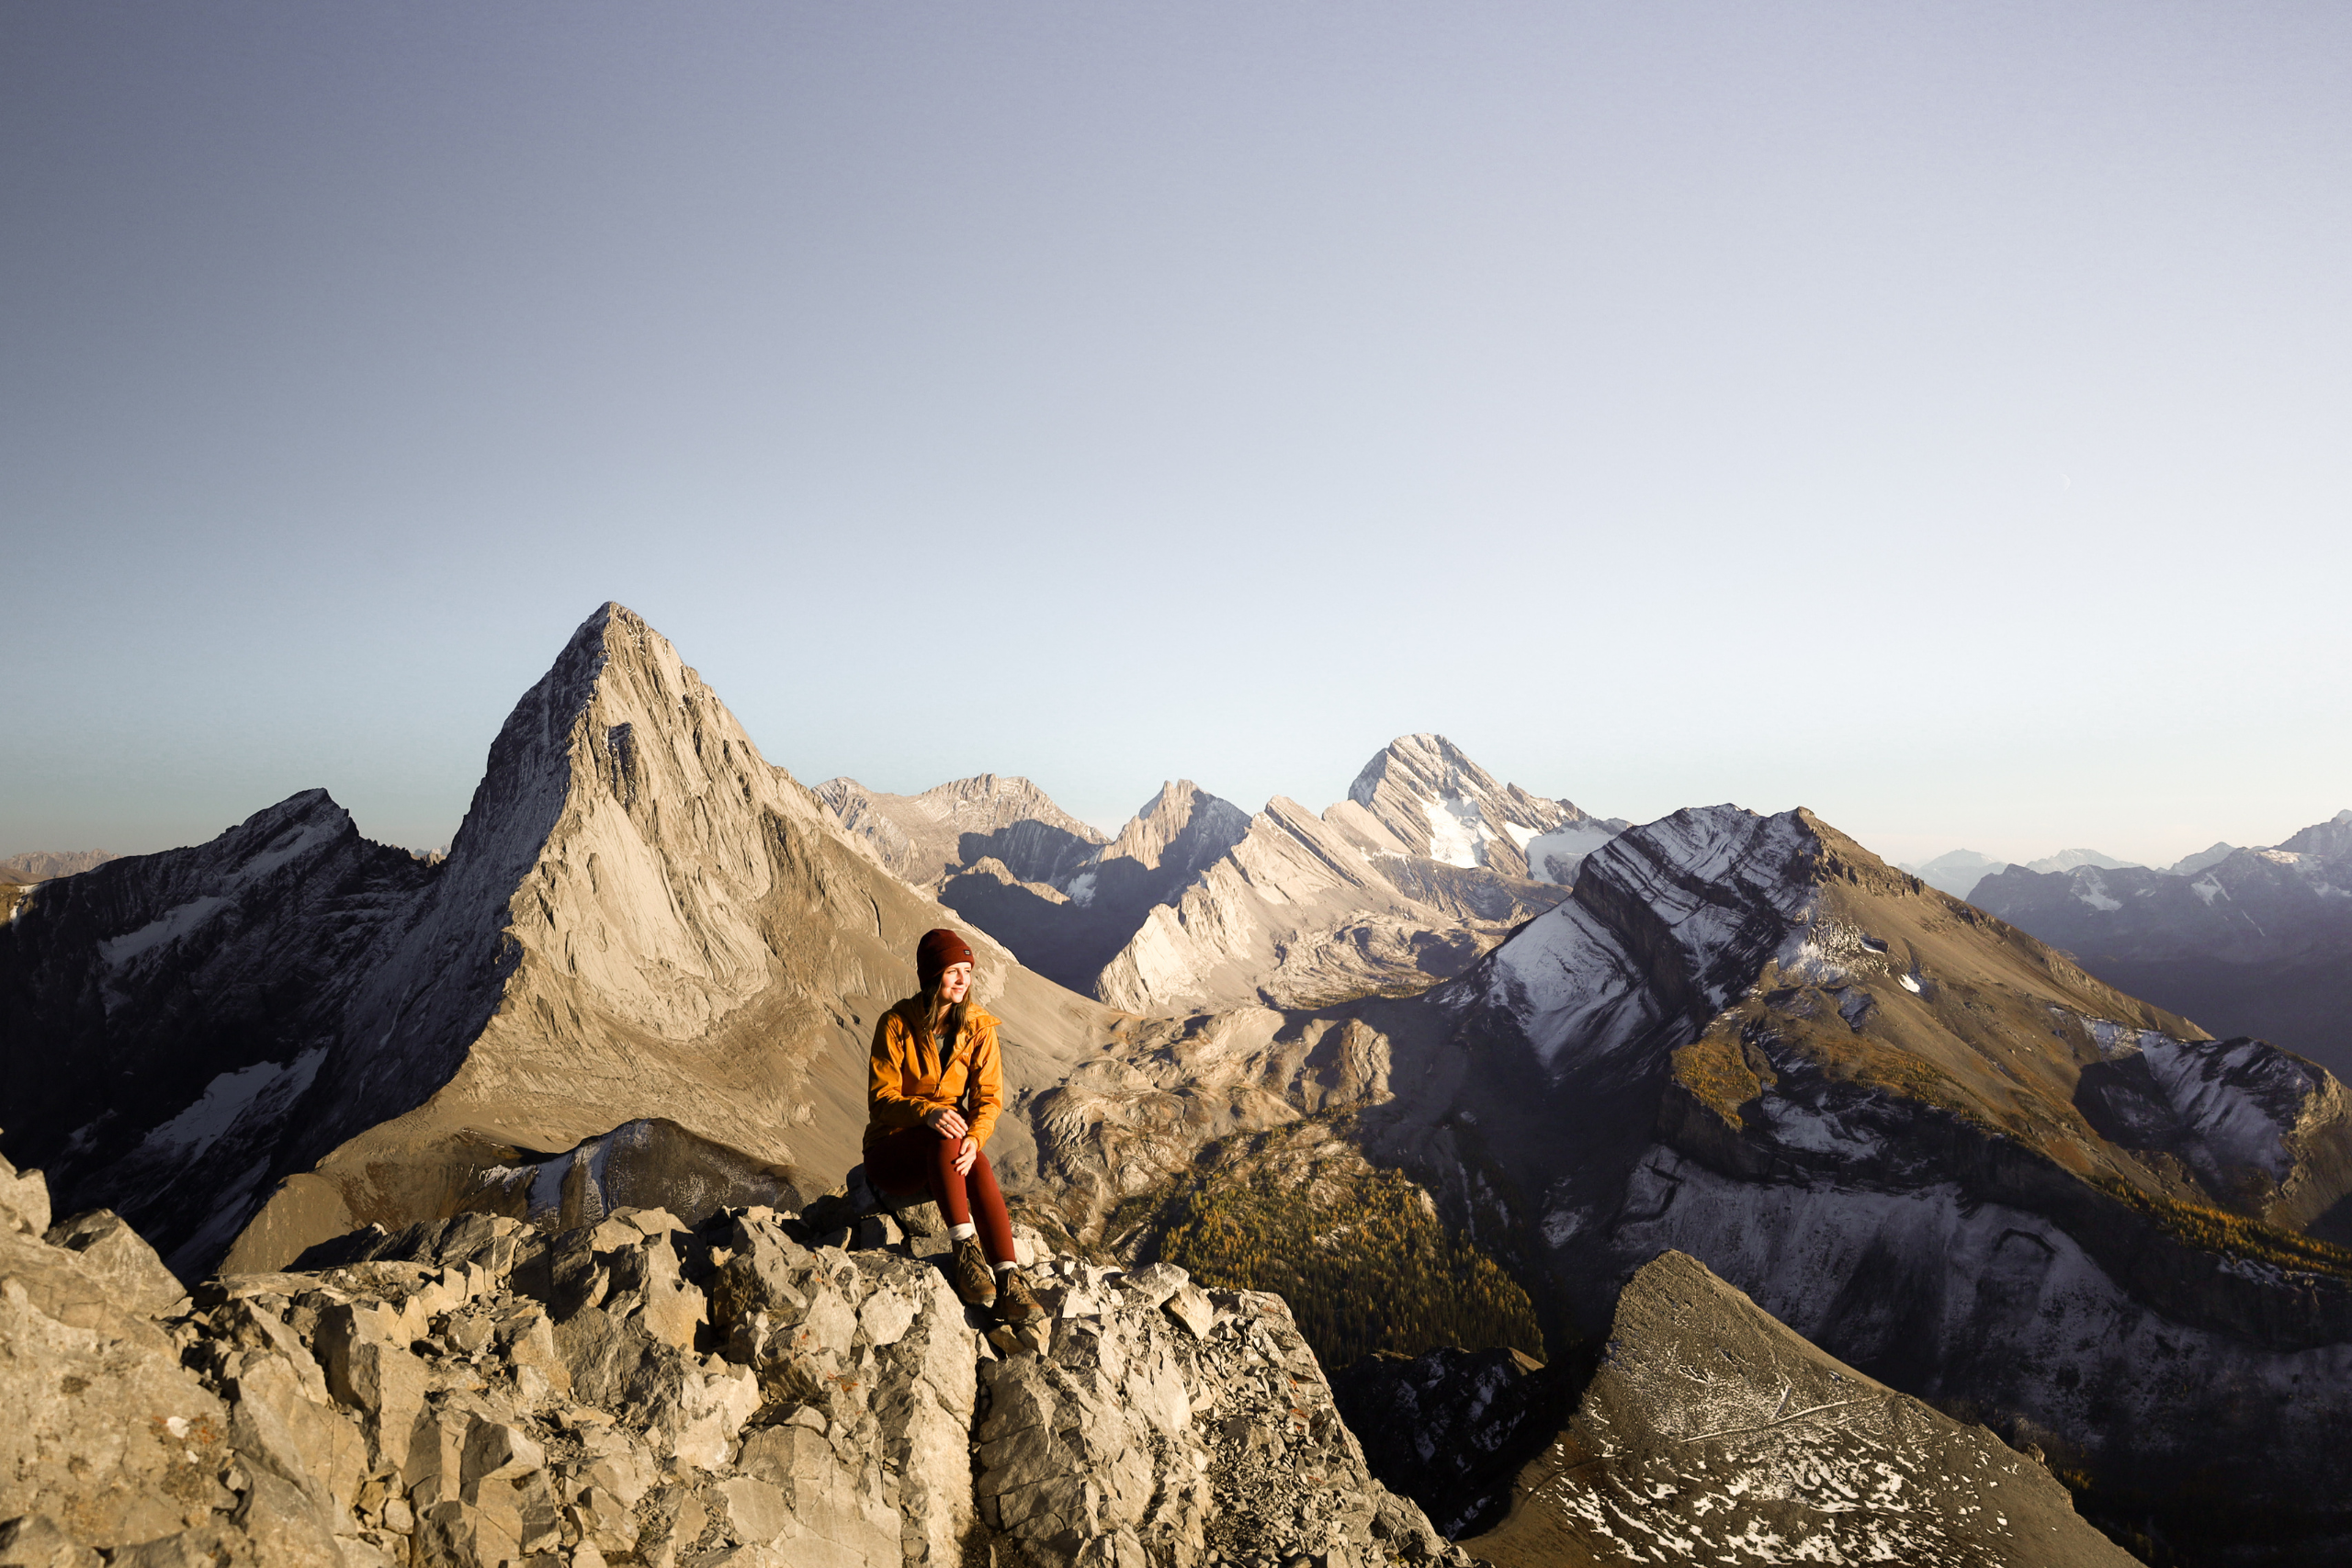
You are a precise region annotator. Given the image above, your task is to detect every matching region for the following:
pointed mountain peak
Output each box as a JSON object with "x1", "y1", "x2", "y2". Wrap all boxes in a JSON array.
[
  {"x1": 1344, "y1": 736, "x2": 1610, "y2": 881},
  {"x1": 1101, "y1": 781, "x2": 1250, "y2": 873},
  {"x1": 2275, "y1": 811, "x2": 2352, "y2": 858},
  {"x1": 1348, "y1": 733, "x2": 1502, "y2": 808}
]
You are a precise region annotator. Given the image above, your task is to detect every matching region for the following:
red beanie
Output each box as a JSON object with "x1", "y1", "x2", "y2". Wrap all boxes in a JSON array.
[{"x1": 916, "y1": 927, "x2": 976, "y2": 989}]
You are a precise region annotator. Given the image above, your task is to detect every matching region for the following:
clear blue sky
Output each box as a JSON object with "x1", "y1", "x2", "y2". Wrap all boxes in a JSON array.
[{"x1": 6, "y1": 3, "x2": 2347, "y2": 869}]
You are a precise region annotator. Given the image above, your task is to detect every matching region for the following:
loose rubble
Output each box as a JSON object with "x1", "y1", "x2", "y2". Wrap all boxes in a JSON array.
[{"x1": 0, "y1": 1147, "x2": 1462, "y2": 1568}]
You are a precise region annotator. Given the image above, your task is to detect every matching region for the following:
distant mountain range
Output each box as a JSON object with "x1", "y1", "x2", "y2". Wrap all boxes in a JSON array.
[
  {"x1": 8, "y1": 604, "x2": 2352, "y2": 1562},
  {"x1": 821, "y1": 732, "x2": 1625, "y2": 1014},
  {"x1": 1968, "y1": 810, "x2": 2352, "y2": 1082},
  {"x1": 0, "y1": 848, "x2": 116, "y2": 884}
]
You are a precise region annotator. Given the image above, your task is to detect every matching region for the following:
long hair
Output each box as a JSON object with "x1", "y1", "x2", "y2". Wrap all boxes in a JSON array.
[{"x1": 917, "y1": 983, "x2": 967, "y2": 1076}]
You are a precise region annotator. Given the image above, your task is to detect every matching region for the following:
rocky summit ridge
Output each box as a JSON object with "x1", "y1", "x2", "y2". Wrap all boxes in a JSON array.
[{"x1": 0, "y1": 1134, "x2": 2139, "y2": 1568}]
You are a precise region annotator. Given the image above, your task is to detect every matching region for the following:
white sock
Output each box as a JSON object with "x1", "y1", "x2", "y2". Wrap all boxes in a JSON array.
[
  {"x1": 949, "y1": 1222, "x2": 977, "y2": 1242},
  {"x1": 994, "y1": 1260, "x2": 1018, "y2": 1274}
]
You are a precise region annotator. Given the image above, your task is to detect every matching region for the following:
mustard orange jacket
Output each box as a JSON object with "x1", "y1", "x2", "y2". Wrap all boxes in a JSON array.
[{"x1": 865, "y1": 998, "x2": 1005, "y2": 1154}]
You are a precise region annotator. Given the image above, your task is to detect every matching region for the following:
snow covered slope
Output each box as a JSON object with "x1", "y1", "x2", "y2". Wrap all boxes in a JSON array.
[{"x1": 0, "y1": 604, "x2": 1119, "y2": 1278}]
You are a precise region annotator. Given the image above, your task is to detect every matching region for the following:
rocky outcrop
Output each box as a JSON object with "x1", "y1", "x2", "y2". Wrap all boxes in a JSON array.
[
  {"x1": 1, "y1": 604, "x2": 1122, "y2": 1280},
  {"x1": 1458, "y1": 1252, "x2": 2137, "y2": 1567},
  {"x1": 0, "y1": 1144, "x2": 1462, "y2": 1568}
]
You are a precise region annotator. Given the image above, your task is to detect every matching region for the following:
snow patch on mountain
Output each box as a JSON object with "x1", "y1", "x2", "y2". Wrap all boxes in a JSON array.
[
  {"x1": 2074, "y1": 870, "x2": 2123, "y2": 912},
  {"x1": 1421, "y1": 797, "x2": 1490, "y2": 869},
  {"x1": 99, "y1": 896, "x2": 229, "y2": 966},
  {"x1": 134, "y1": 1047, "x2": 326, "y2": 1162},
  {"x1": 1518, "y1": 821, "x2": 1620, "y2": 886}
]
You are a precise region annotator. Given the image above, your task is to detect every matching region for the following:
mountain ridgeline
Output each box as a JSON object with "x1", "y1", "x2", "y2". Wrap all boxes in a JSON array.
[{"x1": 6, "y1": 601, "x2": 2351, "y2": 1565}]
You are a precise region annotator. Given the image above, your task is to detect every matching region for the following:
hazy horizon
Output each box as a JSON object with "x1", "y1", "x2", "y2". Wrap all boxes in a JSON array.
[{"x1": 6, "y1": 5, "x2": 2348, "y2": 874}]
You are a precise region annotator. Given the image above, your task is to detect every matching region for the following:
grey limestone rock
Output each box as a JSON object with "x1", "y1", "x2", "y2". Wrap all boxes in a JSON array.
[{"x1": 41, "y1": 1208, "x2": 189, "y2": 1317}]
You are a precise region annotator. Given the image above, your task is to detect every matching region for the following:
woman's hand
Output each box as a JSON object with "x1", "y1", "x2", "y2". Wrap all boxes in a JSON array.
[
  {"x1": 925, "y1": 1106, "x2": 969, "y2": 1140},
  {"x1": 952, "y1": 1136, "x2": 978, "y2": 1176}
]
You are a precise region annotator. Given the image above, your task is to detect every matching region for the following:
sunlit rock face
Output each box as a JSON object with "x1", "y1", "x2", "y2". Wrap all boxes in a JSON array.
[
  {"x1": 819, "y1": 735, "x2": 1620, "y2": 1018},
  {"x1": 0, "y1": 604, "x2": 1116, "y2": 1279},
  {"x1": 1087, "y1": 735, "x2": 1617, "y2": 1017},
  {"x1": 0, "y1": 1142, "x2": 1468, "y2": 1568}
]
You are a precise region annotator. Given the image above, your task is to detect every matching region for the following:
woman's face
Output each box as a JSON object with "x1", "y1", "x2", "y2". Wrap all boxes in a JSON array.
[{"x1": 938, "y1": 962, "x2": 974, "y2": 1004}]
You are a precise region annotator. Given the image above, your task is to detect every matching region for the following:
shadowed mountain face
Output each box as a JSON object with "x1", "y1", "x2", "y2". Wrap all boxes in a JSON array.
[
  {"x1": 1971, "y1": 809, "x2": 2352, "y2": 1080},
  {"x1": 1325, "y1": 806, "x2": 2352, "y2": 1562},
  {"x1": 0, "y1": 604, "x2": 1117, "y2": 1278}
]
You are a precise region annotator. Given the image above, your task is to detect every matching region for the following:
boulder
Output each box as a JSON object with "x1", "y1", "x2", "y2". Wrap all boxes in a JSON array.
[{"x1": 42, "y1": 1210, "x2": 188, "y2": 1317}]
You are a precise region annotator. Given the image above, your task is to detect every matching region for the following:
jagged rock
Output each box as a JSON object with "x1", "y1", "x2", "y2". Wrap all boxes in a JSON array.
[
  {"x1": 0, "y1": 1174, "x2": 238, "y2": 1551},
  {"x1": 0, "y1": 1153, "x2": 51, "y2": 1238},
  {"x1": 1459, "y1": 1251, "x2": 2136, "y2": 1566},
  {"x1": 0, "y1": 1517, "x2": 100, "y2": 1568},
  {"x1": 978, "y1": 1269, "x2": 1456, "y2": 1568},
  {"x1": 225, "y1": 1349, "x2": 368, "y2": 1516},
  {"x1": 41, "y1": 1209, "x2": 187, "y2": 1317}
]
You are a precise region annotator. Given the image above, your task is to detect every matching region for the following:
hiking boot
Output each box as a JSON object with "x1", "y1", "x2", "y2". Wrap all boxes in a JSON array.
[
  {"x1": 995, "y1": 1266, "x2": 1046, "y2": 1325},
  {"x1": 949, "y1": 1238, "x2": 998, "y2": 1308}
]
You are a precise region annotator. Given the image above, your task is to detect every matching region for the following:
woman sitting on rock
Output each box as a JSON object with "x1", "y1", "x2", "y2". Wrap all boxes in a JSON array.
[{"x1": 865, "y1": 928, "x2": 1045, "y2": 1324}]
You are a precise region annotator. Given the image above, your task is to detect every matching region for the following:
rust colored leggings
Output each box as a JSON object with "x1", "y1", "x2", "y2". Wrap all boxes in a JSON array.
[{"x1": 865, "y1": 1124, "x2": 1016, "y2": 1266}]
